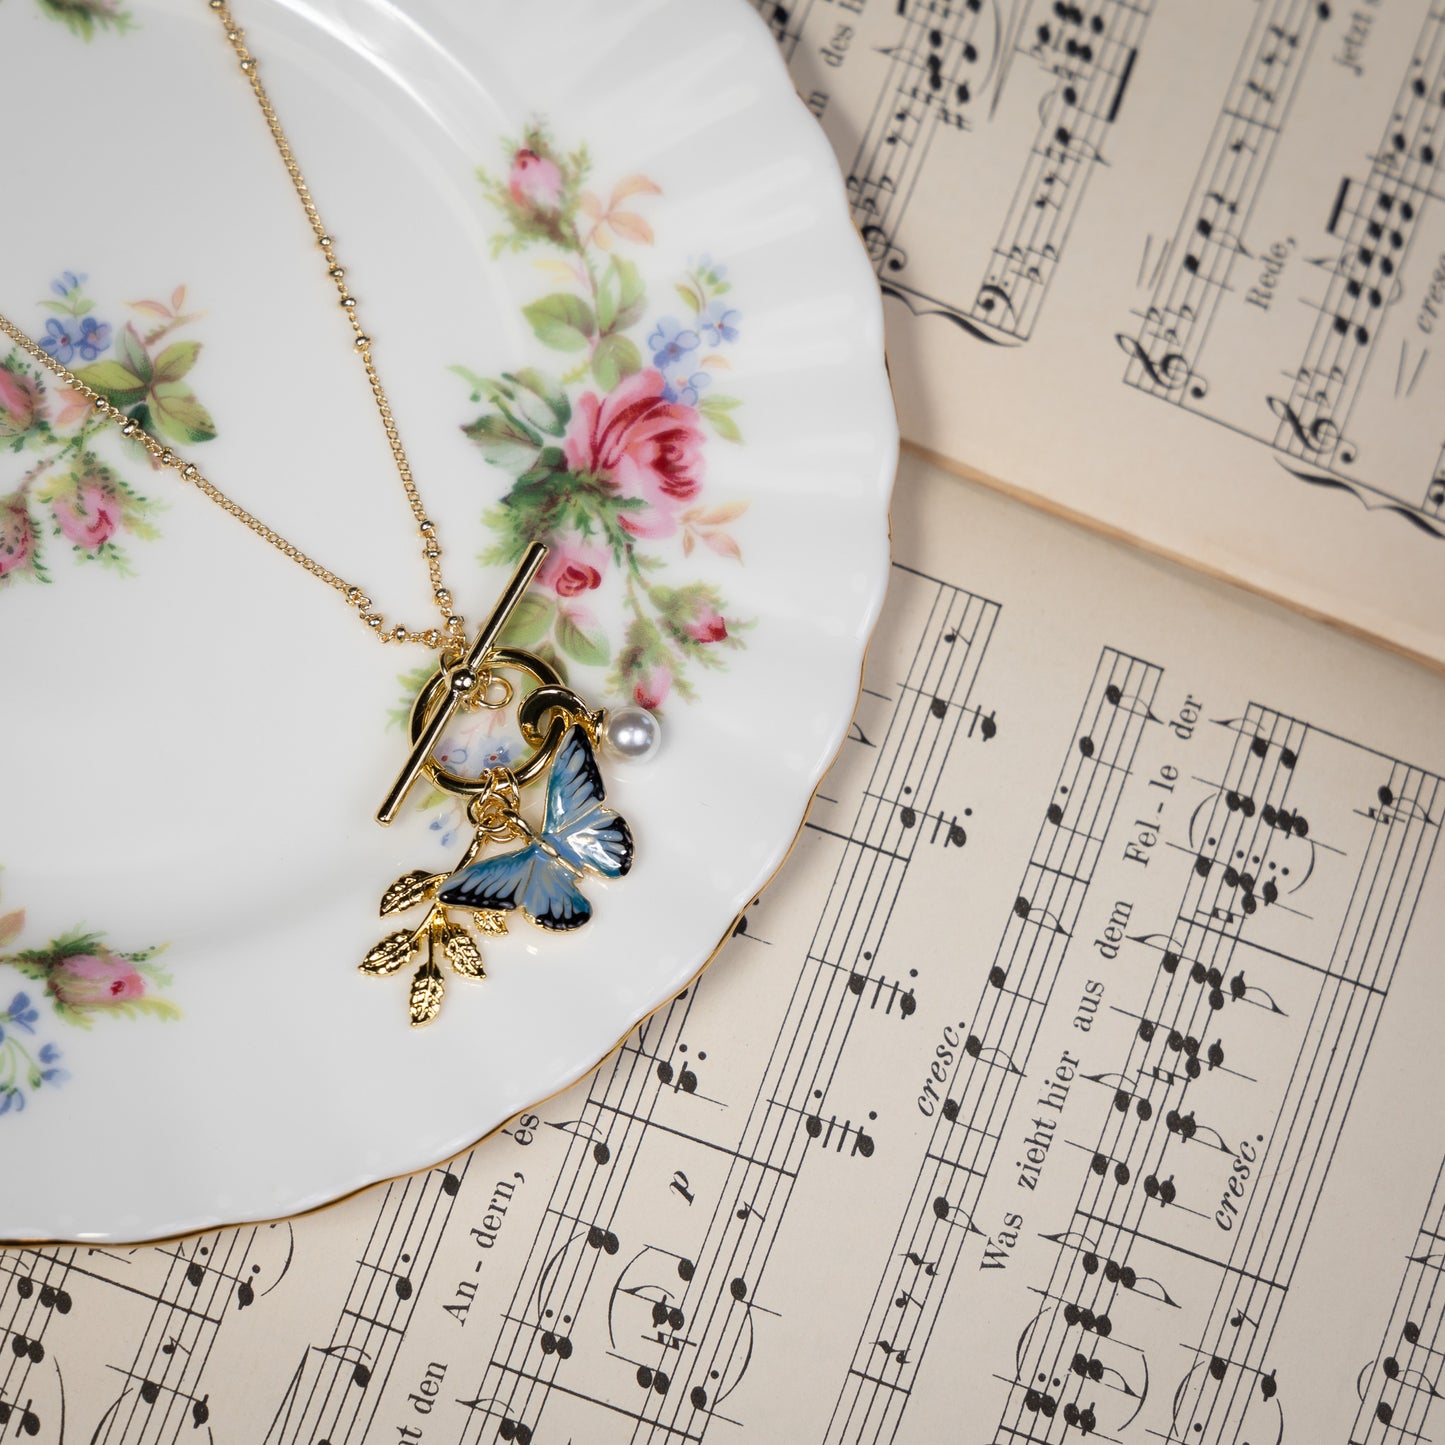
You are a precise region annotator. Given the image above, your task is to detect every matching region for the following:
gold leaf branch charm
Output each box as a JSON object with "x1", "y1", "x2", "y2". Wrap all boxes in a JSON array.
[{"x1": 360, "y1": 805, "x2": 512, "y2": 1026}]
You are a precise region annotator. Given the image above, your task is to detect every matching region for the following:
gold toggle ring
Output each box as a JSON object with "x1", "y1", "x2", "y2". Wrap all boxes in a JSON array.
[{"x1": 406, "y1": 646, "x2": 589, "y2": 795}]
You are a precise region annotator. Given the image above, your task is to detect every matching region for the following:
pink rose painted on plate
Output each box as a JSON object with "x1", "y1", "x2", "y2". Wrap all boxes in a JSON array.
[
  {"x1": 509, "y1": 148, "x2": 564, "y2": 215},
  {"x1": 685, "y1": 603, "x2": 728, "y2": 644},
  {"x1": 48, "y1": 950, "x2": 147, "y2": 1009},
  {"x1": 0, "y1": 494, "x2": 37, "y2": 580},
  {"x1": 51, "y1": 479, "x2": 123, "y2": 551},
  {"x1": 633, "y1": 664, "x2": 673, "y2": 712},
  {"x1": 0, "y1": 365, "x2": 43, "y2": 441},
  {"x1": 455, "y1": 121, "x2": 748, "y2": 735},
  {"x1": 564, "y1": 369, "x2": 705, "y2": 539},
  {"x1": 536, "y1": 534, "x2": 608, "y2": 598},
  {"x1": 0, "y1": 881, "x2": 177, "y2": 1115}
]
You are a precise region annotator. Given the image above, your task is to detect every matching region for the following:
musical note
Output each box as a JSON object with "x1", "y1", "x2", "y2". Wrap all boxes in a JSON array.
[{"x1": 548, "y1": 1116, "x2": 613, "y2": 1166}]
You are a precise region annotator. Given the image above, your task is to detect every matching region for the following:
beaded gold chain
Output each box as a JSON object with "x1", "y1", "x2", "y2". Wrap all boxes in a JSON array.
[{"x1": 0, "y1": 0, "x2": 466, "y2": 652}]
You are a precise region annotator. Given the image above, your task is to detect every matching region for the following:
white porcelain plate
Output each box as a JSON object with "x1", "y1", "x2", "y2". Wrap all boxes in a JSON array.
[{"x1": 0, "y1": 0, "x2": 895, "y2": 1240}]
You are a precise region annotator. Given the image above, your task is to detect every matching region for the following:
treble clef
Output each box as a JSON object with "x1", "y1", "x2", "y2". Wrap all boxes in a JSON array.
[
  {"x1": 1267, "y1": 395, "x2": 1340, "y2": 454},
  {"x1": 1117, "y1": 334, "x2": 1190, "y2": 390}
]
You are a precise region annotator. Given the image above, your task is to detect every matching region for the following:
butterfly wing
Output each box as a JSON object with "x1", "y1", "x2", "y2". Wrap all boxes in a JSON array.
[
  {"x1": 545, "y1": 725, "x2": 634, "y2": 880},
  {"x1": 440, "y1": 728, "x2": 629, "y2": 931},
  {"x1": 438, "y1": 837, "x2": 593, "y2": 932},
  {"x1": 544, "y1": 724, "x2": 609, "y2": 833},
  {"x1": 519, "y1": 854, "x2": 594, "y2": 932},
  {"x1": 553, "y1": 811, "x2": 634, "y2": 878},
  {"x1": 437, "y1": 845, "x2": 537, "y2": 914}
]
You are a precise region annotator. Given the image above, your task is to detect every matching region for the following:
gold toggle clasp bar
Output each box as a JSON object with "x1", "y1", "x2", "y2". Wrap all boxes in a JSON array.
[{"x1": 375, "y1": 541, "x2": 548, "y2": 825}]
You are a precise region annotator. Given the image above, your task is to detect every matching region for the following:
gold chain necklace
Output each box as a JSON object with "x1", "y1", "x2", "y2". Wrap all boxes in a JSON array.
[
  {"x1": 0, "y1": 0, "x2": 465, "y2": 651},
  {"x1": 0, "y1": 0, "x2": 655, "y2": 1023}
]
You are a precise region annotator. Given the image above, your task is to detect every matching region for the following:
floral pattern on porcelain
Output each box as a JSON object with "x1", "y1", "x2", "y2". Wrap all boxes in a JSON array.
[
  {"x1": 1, "y1": 274, "x2": 217, "y2": 589},
  {"x1": 458, "y1": 123, "x2": 749, "y2": 715},
  {"x1": 0, "y1": 874, "x2": 177, "y2": 1114}
]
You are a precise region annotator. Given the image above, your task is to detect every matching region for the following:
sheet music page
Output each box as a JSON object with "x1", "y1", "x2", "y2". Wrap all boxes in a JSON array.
[
  {"x1": 749, "y1": 0, "x2": 1445, "y2": 666},
  {"x1": 9, "y1": 452, "x2": 1445, "y2": 1445}
]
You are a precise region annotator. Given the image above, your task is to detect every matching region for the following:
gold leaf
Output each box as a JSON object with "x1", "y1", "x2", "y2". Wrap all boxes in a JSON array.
[
  {"x1": 474, "y1": 910, "x2": 509, "y2": 938},
  {"x1": 444, "y1": 926, "x2": 486, "y2": 980},
  {"x1": 409, "y1": 963, "x2": 445, "y2": 1027},
  {"x1": 380, "y1": 869, "x2": 440, "y2": 917},
  {"x1": 359, "y1": 930, "x2": 415, "y2": 977}
]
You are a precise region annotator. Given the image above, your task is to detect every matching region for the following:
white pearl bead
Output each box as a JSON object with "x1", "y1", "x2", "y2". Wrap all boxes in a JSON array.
[{"x1": 605, "y1": 704, "x2": 661, "y2": 762}]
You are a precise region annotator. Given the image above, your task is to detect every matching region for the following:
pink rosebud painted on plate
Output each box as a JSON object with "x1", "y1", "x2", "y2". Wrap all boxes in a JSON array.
[
  {"x1": 0, "y1": 493, "x2": 37, "y2": 580},
  {"x1": 564, "y1": 369, "x2": 705, "y2": 538},
  {"x1": 537, "y1": 535, "x2": 608, "y2": 598},
  {"x1": 685, "y1": 604, "x2": 729, "y2": 644},
  {"x1": 509, "y1": 148, "x2": 564, "y2": 215},
  {"x1": 52, "y1": 478, "x2": 123, "y2": 551},
  {"x1": 633, "y1": 664, "x2": 673, "y2": 712},
  {"x1": 49, "y1": 951, "x2": 146, "y2": 1011},
  {"x1": 0, "y1": 364, "x2": 44, "y2": 440}
]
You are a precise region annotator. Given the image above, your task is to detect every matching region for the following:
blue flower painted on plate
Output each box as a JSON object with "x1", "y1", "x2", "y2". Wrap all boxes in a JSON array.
[
  {"x1": 5, "y1": 992, "x2": 38, "y2": 1034},
  {"x1": 0, "y1": 991, "x2": 66, "y2": 1114},
  {"x1": 648, "y1": 316, "x2": 699, "y2": 371},
  {"x1": 75, "y1": 316, "x2": 112, "y2": 361},
  {"x1": 50, "y1": 271, "x2": 86, "y2": 299},
  {"x1": 699, "y1": 302, "x2": 740, "y2": 347},
  {"x1": 40, "y1": 317, "x2": 82, "y2": 364},
  {"x1": 692, "y1": 254, "x2": 728, "y2": 286},
  {"x1": 662, "y1": 369, "x2": 712, "y2": 407}
]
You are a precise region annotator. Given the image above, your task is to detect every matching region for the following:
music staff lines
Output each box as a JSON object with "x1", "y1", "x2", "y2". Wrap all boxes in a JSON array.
[
  {"x1": 848, "y1": 0, "x2": 993, "y2": 268},
  {"x1": 3, "y1": 1255, "x2": 217, "y2": 1330},
  {"x1": 842, "y1": 0, "x2": 1155, "y2": 343},
  {"x1": 265, "y1": 1164, "x2": 465, "y2": 1445},
  {"x1": 970, "y1": 0, "x2": 1157, "y2": 342},
  {"x1": 0, "y1": 1250, "x2": 73, "y2": 1442},
  {"x1": 1348, "y1": 1156, "x2": 1445, "y2": 1445},
  {"x1": 843, "y1": 1368, "x2": 911, "y2": 1397},
  {"x1": 997, "y1": 706, "x2": 1284, "y2": 1445},
  {"x1": 989, "y1": 702, "x2": 1440, "y2": 1445},
  {"x1": 803, "y1": 821, "x2": 910, "y2": 863},
  {"x1": 824, "y1": 647, "x2": 1163, "y2": 1445},
  {"x1": 455, "y1": 989, "x2": 703, "y2": 1445},
  {"x1": 1071, "y1": 1208, "x2": 1286, "y2": 1294},
  {"x1": 479, "y1": 1357, "x2": 706, "y2": 1442},
  {"x1": 1122, "y1": 0, "x2": 1445, "y2": 535},
  {"x1": 599, "y1": 575, "x2": 999, "y2": 1445},
  {"x1": 93, "y1": 1224, "x2": 292, "y2": 1445},
  {"x1": 1161, "y1": 914, "x2": 1391, "y2": 995},
  {"x1": 1270, "y1": 2, "x2": 1445, "y2": 475},
  {"x1": 1122, "y1": 0, "x2": 1331, "y2": 398},
  {"x1": 574, "y1": 1103, "x2": 791, "y2": 1177}
]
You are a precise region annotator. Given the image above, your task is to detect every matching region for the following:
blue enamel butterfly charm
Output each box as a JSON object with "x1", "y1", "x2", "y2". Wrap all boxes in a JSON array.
[{"x1": 437, "y1": 724, "x2": 633, "y2": 931}]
